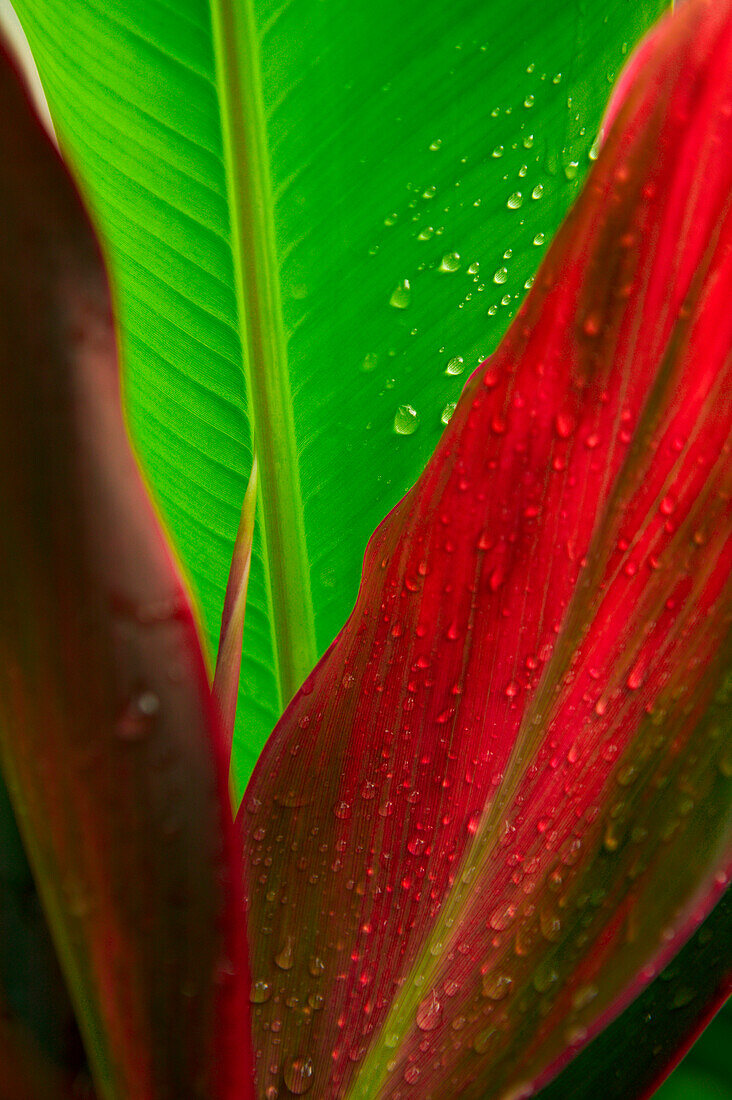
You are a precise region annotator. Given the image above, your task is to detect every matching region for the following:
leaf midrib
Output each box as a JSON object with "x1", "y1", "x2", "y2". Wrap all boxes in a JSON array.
[{"x1": 209, "y1": 0, "x2": 317, "y2": 709}]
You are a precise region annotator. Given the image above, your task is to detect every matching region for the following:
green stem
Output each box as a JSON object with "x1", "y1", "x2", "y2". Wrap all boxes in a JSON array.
[{"x1": 209, "y1": 0, "x2": 317, "y2": 707}]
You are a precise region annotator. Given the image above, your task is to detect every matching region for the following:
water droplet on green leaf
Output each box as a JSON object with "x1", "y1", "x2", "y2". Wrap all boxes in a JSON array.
[
  {"x1": 390, "y1": 279, "x2": 411, "y2": 309},
  {"x1": 394, "y1": 404, "x2": 420, "y2": 435},
  {"x1": 440, "y1": 252, "x2": 461, "y2": 273}
]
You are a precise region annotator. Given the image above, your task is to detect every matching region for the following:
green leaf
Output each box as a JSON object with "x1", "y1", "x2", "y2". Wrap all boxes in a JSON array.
[{"x1": 11, "y1": 0, "x2": 669, "y2": 793}]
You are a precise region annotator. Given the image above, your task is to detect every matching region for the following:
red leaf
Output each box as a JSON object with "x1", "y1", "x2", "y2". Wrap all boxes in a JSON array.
[
  {"x1": 0, "y1": 37, "x2": 253, "y2": 1100},
  {"x1": 241, "y1": 2, "x2": 732, "y2": 1097}
]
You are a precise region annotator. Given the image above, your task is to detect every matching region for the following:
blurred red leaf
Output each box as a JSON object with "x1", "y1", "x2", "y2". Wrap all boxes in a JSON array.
[
  {"x1": 0, "y1": 36, "x2": 254, "y2": 1100},
  {"x1": 241, "y1": 1, "x2": 732, "y2": 1096}
]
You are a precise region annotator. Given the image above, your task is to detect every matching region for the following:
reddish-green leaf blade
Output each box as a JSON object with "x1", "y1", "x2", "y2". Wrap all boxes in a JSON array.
[
  {"x1": 0, "y1": 38, "x2": 253, "y2": 1100},
  {"x1": 241, "y1": 2, "x2": 732, "y2": 1097},
  {"x1": 538, "y1": 886, "x2": 731, "y2": 1100}
]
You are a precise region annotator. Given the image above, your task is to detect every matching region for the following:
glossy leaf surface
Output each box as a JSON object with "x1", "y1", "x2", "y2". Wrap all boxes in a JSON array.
[
  {"x1": 241, "y1": 2, "x2": 732, "y2": 1096},
  {"x1": 0, "y1": 42, "x2": 252, "y2": 1100},
  {"x1": 11, "y1": 0, "x2": 668, "y2": 791}
]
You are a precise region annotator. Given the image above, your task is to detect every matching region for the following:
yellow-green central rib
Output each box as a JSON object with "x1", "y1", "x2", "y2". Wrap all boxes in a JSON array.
[{"x1": 210, "y1": 0, "x2": 317, "y2": 707}]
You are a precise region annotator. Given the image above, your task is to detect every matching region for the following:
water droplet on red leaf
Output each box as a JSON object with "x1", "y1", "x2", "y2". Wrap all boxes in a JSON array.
[
  {"x1": 554, "y1": 411, "x2": 575, "y2": 439},
  {"x1": 482, "y1": 972, "x2": 513, "y2": 1000},
  {"x1": 275, "y1": 937, "x2": 295, "y2": 971},
  {"x1": 284, "y1": 1057, "x2": 314, "y2": 1094},
  {"x1": 416, "y1": 990, "x2": 442, "y2": 1030},
  {"x1": 250, "y1": 979, "x2": 272, "y2": 1003}
]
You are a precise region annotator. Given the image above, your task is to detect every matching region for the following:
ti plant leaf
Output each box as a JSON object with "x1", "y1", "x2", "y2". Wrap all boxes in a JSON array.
[
  {"x1": 10, "y1": 0, "x2": 669, "y2": 793},
  {"x1": 240, "y1": 1, "x2": 732, "y2": 1097},
  {"x1": 214, "y1": 453, "x2": 259, "y2": 764},
  {"x1": 0, "y1": 39, "x2": 253, "y2": 1100},
  {"x1": 542, "y1": 890, "x2": 732, "y2": 1100}
]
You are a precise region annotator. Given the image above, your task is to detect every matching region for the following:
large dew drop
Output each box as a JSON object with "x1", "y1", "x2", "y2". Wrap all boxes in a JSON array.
[
  {"x1": 250, "y1": 979, "x2": 272, "y2": 1004},
  {"x1": 274, "y1": 937, "x2": 295, "y2": 971},
  {"x1": 481, "y1": 972, "x2": 512, "y2": 1001},
  {"x1": 390, "y1": 279, "x2": 411, "y2": 309},
  {"x1": 284, "y1": 1057, "x2": 314, "y2": 1095},
  {"x1": 439, "y1": 252, "x2": 461, "y2": 273},
  {"x1": 394, "y1": 404, "x2": 420, "y2": 435},
  {"x1": 416, "y1": 989, "x2": 443, "y2": 1031}
]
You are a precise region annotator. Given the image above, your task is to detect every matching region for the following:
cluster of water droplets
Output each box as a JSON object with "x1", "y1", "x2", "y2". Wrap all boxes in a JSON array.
[{"x1": 355, "y1": 57, "x2": 608, "y2": 449}]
